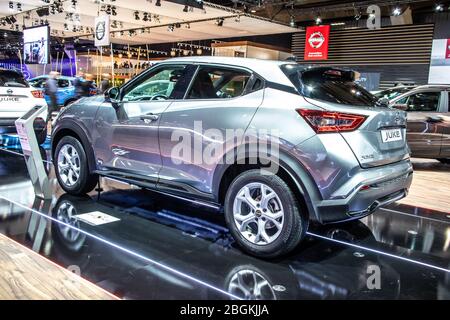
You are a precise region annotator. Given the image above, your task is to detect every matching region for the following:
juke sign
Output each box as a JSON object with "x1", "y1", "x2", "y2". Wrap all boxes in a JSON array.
[{"x1": 304, "y1": 25, "x2": 330, "y2": 60}]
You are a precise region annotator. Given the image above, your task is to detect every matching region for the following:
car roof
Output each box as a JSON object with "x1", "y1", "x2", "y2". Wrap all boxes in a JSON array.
[
  {"x1": 31, "y1": 75, "x2": 75, "y2": 80},
  {"x1": 414, "y1": 84, "x2": 450, "y2": 90},
  {"x1": 159, "y1": 56, "x2": 296, "y2": 87}
]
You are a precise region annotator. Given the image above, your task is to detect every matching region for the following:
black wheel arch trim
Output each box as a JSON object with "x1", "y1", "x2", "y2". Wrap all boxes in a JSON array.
[{"x1": 211, "y1": 146, "x2": 322, "y2": 222}]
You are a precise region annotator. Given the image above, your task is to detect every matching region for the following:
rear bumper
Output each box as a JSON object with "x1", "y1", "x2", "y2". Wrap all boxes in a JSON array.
[{"x1": 314, "y1": 159, "x2": 413, "y2": 224}]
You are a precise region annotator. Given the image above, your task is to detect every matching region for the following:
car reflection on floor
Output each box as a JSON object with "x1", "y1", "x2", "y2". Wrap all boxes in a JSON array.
[{"x1": 0, "y1": 187, "x2": 446, "y2": 300}]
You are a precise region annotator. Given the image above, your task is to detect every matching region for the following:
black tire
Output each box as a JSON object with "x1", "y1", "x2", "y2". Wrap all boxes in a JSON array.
[
  {"x1": 54, "y1": 136, "x2": 98, "y2": 195},
  {"x1": 438, "y1": 158, "x2": 450, "y2": 164},
  {"x1": 224, "y1": 170, "x2": 308, "y2": 259},
  {"x1": 36, "y1": 127, "x2": 47, "y2": 145}
]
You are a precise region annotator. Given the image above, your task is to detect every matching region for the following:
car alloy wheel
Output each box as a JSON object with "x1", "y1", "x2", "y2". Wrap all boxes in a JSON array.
[
  {"x1": 232, "y1": 182, "x2": 284, "y2": 246},
  {"x1": 57, "y1": 144, "x2": 81, "y2": 187}
]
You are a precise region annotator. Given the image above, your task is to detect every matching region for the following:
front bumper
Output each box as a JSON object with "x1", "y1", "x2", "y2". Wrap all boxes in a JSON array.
[{"x1": 314, "y1": 159, "x2": 413, "y2": 224}]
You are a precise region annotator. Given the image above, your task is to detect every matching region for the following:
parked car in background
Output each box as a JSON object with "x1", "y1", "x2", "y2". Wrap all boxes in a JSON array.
[
  {"x1": 51, "y1": 57, "x2": 413, "y2": 258},
  {"x1": 374, "y1": 85, "x2": 416, "y2": 101},
  {"x1": 389, "y1": 84, "x2": 450, "y2": 164},
  {"x1": 29, "y1": 75, "x2": 97, "y2": 109},
  {"x1": 0, "y1": 69, "x2": 48, "y2": 144}
]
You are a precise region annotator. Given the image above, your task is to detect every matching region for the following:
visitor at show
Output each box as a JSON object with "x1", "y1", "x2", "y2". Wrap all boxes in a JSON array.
[
  {"x1": 80, "y1": 73, "x2": 95, "y2": 97},
  {"x1": 73, "y1": 72, "x2": 85, "y2": 99},
  {"x1": 44, "y1": 71, "x2": 59, "y2": 124},
  {"x1": 100, "y1": 73, "x2": 112, "y2": 94}
]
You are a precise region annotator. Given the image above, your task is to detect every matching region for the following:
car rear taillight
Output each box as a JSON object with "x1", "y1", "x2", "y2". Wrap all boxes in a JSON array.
[
  {"x1": 297, "y1": 109, "x2": 366, "y2": 133},
  {"x1": 89, "y1": 89, "x2": 97, "y2": 95},
  {"x1": 31, "y1": 90, "x2": 44, "y2": 99}
]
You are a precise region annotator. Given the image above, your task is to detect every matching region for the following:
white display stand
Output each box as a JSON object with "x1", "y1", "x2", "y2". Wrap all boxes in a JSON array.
[{"x1": 15, "y1": 105, "x2": 52, "y2": 200}]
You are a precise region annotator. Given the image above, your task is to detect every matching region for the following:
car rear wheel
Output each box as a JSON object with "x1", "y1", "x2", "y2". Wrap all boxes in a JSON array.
[
  {"x1": 224, "y1": 170, "x2": 308, "y2": 259},
  {"x1": 54, "y1": 136, "x2": 98, "y2": 195}
]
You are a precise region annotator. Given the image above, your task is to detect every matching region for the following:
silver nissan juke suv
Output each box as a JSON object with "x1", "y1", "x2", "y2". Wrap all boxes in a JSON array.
[{"x1": 52, "y1": 57, "x2": 413, "y2": 258}]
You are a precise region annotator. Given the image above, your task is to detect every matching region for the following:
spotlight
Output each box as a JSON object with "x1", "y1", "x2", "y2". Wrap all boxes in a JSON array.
[
  {"x1": 16, "y1": 3, "x2": 22, "y2": 12},
  {"x1": 393, "y1": 7, "x2": 401, "y2": 16},
  {"x1": 8, "y1": 2, "x2": 13, "y2": 11},
  {"x1": 167, "y1": 24, "x2": 174, "y2": 32},
  {"x1": 315, "y1": 15, "x2": 322, "y2": 24},
  {"x1": 183, "y1": 5, "x2": 189, "y2": 12},
  {"x1": 185, "y1": 23, "x2": 190, "y2": 29},
  {"x1": 215, "y1": 18, "x2": 224, "y2": 26},
  {"x1": 289, "y1": 15, "x2": 296, "y2": 27},
  {"x1": 196, "y1": 48, "x2": 202, "y2": 55},
  {"x1": 155, "y1": 0, "x2": 161, "y2": 6},
  {"x1": 170, "y1": 50, "x2": 176, "y2": 57},
  {"x1": 134, "y1": 11, "x2": 140, "y2": 20},
  {"x1": 435, "y1": 4, "x2": 444, "y2": 12}
]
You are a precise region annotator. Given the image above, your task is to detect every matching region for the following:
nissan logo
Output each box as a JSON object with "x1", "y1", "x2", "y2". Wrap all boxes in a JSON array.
[{"x1": 7, "y1": 89, "x2": 13, "y2": 94}]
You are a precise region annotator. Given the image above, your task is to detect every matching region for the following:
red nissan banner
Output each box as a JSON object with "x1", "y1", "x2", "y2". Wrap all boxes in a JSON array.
[
  {"x1": 304, "y1": 25, "x2": 330, "y2": 60},
  {"x1": 446, "y1": 39, "x2": 450, "y2": 59}
]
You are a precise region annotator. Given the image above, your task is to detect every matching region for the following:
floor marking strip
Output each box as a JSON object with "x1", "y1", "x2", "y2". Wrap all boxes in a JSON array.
[{"x1": 306, "y1": 232, "x2": 450, "y2": 274}]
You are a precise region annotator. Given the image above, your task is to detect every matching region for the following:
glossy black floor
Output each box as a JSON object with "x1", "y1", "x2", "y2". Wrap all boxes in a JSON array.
[{"x1": 0, "y1": 143, "x2": 449, "y2": 300}]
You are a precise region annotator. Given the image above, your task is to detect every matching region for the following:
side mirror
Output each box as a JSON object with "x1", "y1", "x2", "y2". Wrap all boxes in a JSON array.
[
  {"x1": 391, "y1": 103, "x2": 408, "y2": 111},
  {"x1": 378, "y1": 97, "x2": 389, "y2": 108},
  {"x1": 105, "y1": 87, "x2": 120, "y2": 108},
  {"x1": 105, "y1": 87, "x2": 120, "y2": 102}
]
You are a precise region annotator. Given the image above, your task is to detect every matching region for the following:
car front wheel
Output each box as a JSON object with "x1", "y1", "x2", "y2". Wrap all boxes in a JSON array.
[
  {"x1": 224, "y1": 170, "x2": 308, "y2": 259},
  {"x1": 54, "y1": 136, "x2": 98, "y2": 195}
]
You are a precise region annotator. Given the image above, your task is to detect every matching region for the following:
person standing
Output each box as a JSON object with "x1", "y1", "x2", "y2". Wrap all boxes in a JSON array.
[
  {"x1": 81, "y1": 74, "x2": 96, "y2": 97},
  {"x1": 44, "y1": 71, "x2": 59, "y2": 124},
  {"x1": 73, "y1": 72, "x2": 85, "y2": 100},
  {"x1": 100, "y1": 73, "x2": 111, "y2": 94}
]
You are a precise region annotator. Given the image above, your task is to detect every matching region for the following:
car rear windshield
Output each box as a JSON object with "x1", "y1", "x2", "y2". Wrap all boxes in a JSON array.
[
  {"x1": 0, "y1": 70, "x2": 29, "y2": 88},
  {"x1": 281, "y1": 64, "x2": 378, "y2": 107}
]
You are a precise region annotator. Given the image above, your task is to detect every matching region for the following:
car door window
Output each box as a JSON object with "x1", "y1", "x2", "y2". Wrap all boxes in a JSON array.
[
  {"x1": 186, "y1": 66, "x2": 251, "y2": 99},
  {"x1": 122, "y1": 65, "x2": 186, "y2": 102},
  {"x1": 29, "y1": 78, "x2": 45, "y2": 88},
  {"x1": 406, "y1": 92, "x2": 441, "y2": 112},
  {"x1": 57, "y1": 79, "x2": 70, "y2": 88}
]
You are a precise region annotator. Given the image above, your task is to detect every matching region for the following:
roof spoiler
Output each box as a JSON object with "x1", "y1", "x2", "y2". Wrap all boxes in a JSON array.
[{"x1": 301, "y1": 67, "x2": 359, "y2": 82}]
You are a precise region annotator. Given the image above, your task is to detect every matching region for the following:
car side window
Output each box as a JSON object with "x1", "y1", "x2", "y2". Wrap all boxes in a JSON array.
[
  {"x1": 406, "y1": 92, "x2": 441, "y2": 112},
  {"x1": 29, "y1": 78, "x2": 45, "y2": 88},
  {"x1": 122, "y1": 65, "x2": 187, "y2": 102},
  {"x1": 57, "y1": 79, "x2": 70, "y2": 88},
  {"x1": 186, "y1": 66, "x2": 251, "y2": 100}
]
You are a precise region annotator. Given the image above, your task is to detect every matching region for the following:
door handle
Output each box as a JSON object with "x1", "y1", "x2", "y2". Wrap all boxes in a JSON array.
[
  {"x1": 140, "y1": 114, "x2": 159, "y2": 122},
  {"x1": 426, "y1": 116, "x2": 443, "y2": 123}
]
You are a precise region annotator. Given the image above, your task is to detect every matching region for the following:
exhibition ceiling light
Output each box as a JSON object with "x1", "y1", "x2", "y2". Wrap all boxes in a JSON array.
[
  {"x1": 0, "y1": 0, "x2": 296, "y2": 44},
  {"x1": 289, "y1": 15, "x2": 296, "y2": 27},
  {"x1": 315, "y1": 15, "x2": 322, "y2": 25},
  {"x1": 435, "y1": 3, "x2": 444, "y2": 11},
  {"x1": 393, "y1": 7, "x2": 402, "y2": 15}
]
